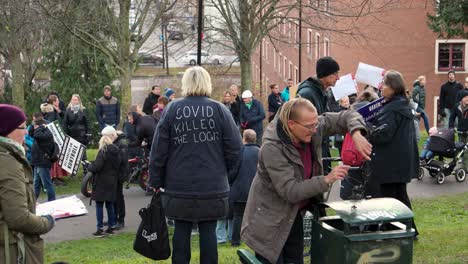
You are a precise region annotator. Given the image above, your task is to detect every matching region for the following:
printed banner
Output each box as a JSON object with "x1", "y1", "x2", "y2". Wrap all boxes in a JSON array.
[
  {"x1": 331, "y1": 73, "x2": 358, "y2": 101},
  {"x1": 58, "y1": 136, "x2": 85, "y2": 175},
  {"x1": 355, "y1": 62, "x2": 386, "y2": 88},
  {"x1": 356, "y1": 97, "x2": 386, "y2": 122},
  {"x1": 36, "y1": 195, "x2": 88, "y2": 219},
  {"x1": 47, "y1": 121, "x2": 65, "y2": 150}
]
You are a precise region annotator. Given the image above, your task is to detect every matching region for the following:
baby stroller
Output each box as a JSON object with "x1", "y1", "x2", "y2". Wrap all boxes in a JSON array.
[{"x1": 419, "y1": 128, "x2": 467, "y2": 184}]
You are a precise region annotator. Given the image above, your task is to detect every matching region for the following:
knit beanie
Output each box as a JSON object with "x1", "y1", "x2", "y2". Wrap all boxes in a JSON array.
[
  {"x1": 0, "y1": 104, "x2": 27, "y2": 137},
  {"x1": 101, "y1": 126, "x2": 117, "y2": 136},
  {"x1": 316, "y1": 56, "x2": 340, "y2": 78},
  {"x1": 165, "y1": 88, "x2": 175, "y2": 99}
]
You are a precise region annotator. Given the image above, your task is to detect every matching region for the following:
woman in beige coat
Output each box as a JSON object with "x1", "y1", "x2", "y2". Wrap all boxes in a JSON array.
[
  {"x1": 241, "y1": 98, "x2": 372, "y2": 263},
  {"x1": 0, "y1": 104, "x2": 55, "y2": 264}
]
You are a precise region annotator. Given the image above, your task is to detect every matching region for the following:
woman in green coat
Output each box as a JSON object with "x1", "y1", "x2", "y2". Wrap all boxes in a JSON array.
[{"x1": 0, "y1": 104, "x2": 55, "y2": 264}]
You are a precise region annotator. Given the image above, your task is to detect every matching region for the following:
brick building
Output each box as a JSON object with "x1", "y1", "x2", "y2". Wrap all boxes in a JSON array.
[{"x1": 252, "y1": 0, "x2": 468, "y2": 127}]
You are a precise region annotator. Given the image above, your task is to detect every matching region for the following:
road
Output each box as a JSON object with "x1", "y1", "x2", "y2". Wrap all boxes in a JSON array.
[{"x1": 43, "y1": 173, "x2": 467, "y2": 244}]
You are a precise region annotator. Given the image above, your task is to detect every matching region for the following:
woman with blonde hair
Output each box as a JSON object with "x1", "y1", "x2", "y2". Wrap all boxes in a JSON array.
[
  {"x1": 87, "y1": 126, "x2": 124, "y2": 237},
  {"x1": 412, "y1": 75, "x2": 429, "y2": 133},
  {"x1": 149, "y1": 66, "x2": 242, "y2": 263},
  {"x1": 63, "y1": 94, "x2": 89, "y2": 149}
]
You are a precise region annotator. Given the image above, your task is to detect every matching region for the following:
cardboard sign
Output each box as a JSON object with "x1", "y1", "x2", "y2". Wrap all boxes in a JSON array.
[
  {"x1": 36, "y1": 195, "x2": 88, "y2": 219},
  {"x1": 47, "y1": 121, "x2": 65, "y2": 151},
  {"x1": 58, "y1": 136, "x2": 85, "y2": 175},
  {"x1": 331, "y1": 73, "x2": 358, "y2": 101},
  {"x1": 356, "y1": 97, "x2": 386, "y2": 122},
  {"x1": 355, "y1": 62, "x2": 386, "y2": 88}
]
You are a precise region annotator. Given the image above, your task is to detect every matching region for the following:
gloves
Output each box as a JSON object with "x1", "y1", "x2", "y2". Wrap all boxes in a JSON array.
[
  {"x1": 43, "y1": 214, "x2": 55, "y2": 227},
  {"x1": 240, "y1": 122, "x2": 249, "y2": 128}
]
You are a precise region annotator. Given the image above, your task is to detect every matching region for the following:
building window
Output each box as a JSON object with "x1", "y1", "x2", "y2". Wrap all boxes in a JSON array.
[
  {"x1": 438, "y1": 43, "x2": 465, "y2": 71},
  {"x1": 288, "y1": 23, "x2": 292, "y2": 41},
  {"x1": 295, "y1": 23, "x2": 300, "y2": 46},
  {"x1": 289, "y1": 61, "x2": 293, "y2": 79},
  {"x1": 279, "y1": 53, "x2": 282, "y2": 75},
  {"x1": 295, "y1": 66, "x2": 299, "y2": 84},
  {"x1": 324, "y1": 38, "x2": 330, "y2": 56},
  {"x1": 324, "y1": 0, "x2": 330, "y2": 12},
  {"x1": 307, "y1": 29, "x2": 313, "y2": 56},
  {"x1": 284, "y1": 57, "x2": 287, "y2": 79},
  {"x1": 273, "y1": 49, "x2": 277, "y2": 70},
  {"x1": 315, "y1": 33, "x2": 321, "y2": 59}
]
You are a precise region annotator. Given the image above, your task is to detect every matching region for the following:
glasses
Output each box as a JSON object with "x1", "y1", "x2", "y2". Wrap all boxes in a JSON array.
[
  {"x1": 16, "y1": 126, "x2": 27, "y2": 130},
  {"x1": 293, "y1": 120, "x2": 318, "y2": 131}
]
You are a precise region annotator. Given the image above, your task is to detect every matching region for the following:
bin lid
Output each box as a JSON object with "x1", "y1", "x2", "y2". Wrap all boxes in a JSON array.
[{"x1": 324, "y1": 198, "x2": 414, "y2": 225}]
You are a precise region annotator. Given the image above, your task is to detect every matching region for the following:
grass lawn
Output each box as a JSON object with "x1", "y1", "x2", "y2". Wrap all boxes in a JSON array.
[{"x1": 45, "y1": 192, "x2": 468, "y2": 264}]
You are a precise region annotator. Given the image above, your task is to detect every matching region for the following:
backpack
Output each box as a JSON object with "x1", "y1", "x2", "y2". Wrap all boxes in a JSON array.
[{"x1": 340, "y1": 133, "x2": 364, "y2": 166}]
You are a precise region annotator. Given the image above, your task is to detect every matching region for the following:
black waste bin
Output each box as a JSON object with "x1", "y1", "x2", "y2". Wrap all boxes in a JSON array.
[{"x1": 310, "y1": 198, "x2": 415, "y2": 263}]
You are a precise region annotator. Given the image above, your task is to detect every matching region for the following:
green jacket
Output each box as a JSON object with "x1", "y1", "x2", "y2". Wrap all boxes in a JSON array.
[
  {"x1": 241, "y1": 110, "x2": 366, "y2": 263},
  {"x1": 0, "y1": 139, "x2": 54, "y2": 264},
  {"x1": 412, "y1": 81, "x2": 426, "y2": 112}
]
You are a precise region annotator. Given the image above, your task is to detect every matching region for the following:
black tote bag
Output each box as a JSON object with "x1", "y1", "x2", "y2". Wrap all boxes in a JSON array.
[{"x1": 133, "y1": 192, "x2": 171, "y2": 260}]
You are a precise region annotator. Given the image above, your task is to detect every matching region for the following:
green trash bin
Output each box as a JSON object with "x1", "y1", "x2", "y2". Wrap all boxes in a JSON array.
[{"x1": 310, "y1": 198, "x2": 415, "y2": 264}]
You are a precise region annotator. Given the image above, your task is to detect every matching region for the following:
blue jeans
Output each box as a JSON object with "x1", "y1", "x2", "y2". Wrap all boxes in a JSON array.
[
  {"x1": 33, "y1": 166, "x2": 56, "y2": 201},
  {"x1": 95, "y1": 201, "x2": 116, "y2": 230},
  {"x1": 216, "y1": 218, "x2": 233, "y2": 243},
  {"x1": 443, "y1": 108, "x2": 451, "y2": 128},
  {"x1": 417, "y1": 110, "x2": 430, "y2": 133}
]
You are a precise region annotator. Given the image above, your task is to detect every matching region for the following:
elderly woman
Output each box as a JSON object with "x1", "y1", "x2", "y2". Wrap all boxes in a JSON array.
[
  {"x1": 241, "y1": 98, "x2": 372, "y2": 264},
  {"x1": 368, "y1": 70, "x2": 419, "y2": 238},
  {"x1": 0, "y1": 104, "x2": 55, "y2": 263},
  {"x1": 149, "y1": 66, "x2": 242, "y2": 264}
]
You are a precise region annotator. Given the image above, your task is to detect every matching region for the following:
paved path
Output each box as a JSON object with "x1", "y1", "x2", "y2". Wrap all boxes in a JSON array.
[{"x1": 43, "y1": 174, "x2": 467, "y2": 243}]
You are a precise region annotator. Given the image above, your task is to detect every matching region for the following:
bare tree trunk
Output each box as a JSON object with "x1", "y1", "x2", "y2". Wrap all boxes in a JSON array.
[
  {"x1": 10, "y1": 52, "x2": 25, "y2": 108},
  {"x1": 119, "y1": 68, "x2": 132, "y2": 125},
  {"x1": 239, "y1": 56, "x2": 252, "y2": 92}
]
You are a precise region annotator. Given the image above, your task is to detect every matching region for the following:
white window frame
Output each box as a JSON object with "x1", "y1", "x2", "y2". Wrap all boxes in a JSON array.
[
  {"x1": 279, "y1": 53, "x2": 283, "y2": 75},
  {"x1": 434, "y1": 39, "x2": 468, "y2": 74},
  {"x1": 324, "y1": 37, "x2": 330, "y2": 56},
  {"x1": 283, "y1": 57, "x2": 288, "y2": 80},
  {"x1": 273, "y1": 49, "x2": 277, "y2": 71},
  {"x1": 315, "y1": 32, "x2": 321, "y2": 59},
  {"x1": 289, "y1": 61, "x2": 293, "y2": 80},
  {"x1": 295, "y1": 66, "x2": 299, "y2": 84},
  {"x1": 307, "y1": 29, "x2": 313, "y2": 56}
]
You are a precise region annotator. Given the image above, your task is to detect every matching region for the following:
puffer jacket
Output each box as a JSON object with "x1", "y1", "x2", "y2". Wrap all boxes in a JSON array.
[
  {"x1": 0, "y1": 138, "x2": 54, "y2": 264},
  {"x1": 412, "y1": 81, "x2": 426, "y2": 112},
  {"x1": 296, "y1": 77, "x2": 328, "y2": 114},
  {"x1": 96, "y1": 96, "x2": 120, "y2": 129},
  {"x1": 241, "y1": 110, "x2": 366, "y2": 263}
]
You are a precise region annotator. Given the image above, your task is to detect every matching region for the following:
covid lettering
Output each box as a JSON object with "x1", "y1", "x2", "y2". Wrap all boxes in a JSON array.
[{"x1": 172, "y1": 105, "x2": 220, "y2": 145}]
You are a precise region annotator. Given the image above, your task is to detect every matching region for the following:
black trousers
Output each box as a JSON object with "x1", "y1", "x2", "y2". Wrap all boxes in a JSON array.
[
  {"x1": 173, "y1": 220, "x2": 218, "y2": 264},
  {"x1": 379, "y1": 183, "x2": 419, "y2": 236},
  {"x1": 256, "y1": 213, "x2": 304, "y2": 264},
  {"x1": 113, "y1": 182, "x2": 125, "y2": 224},
  {"x1": 231, "y1": 202, "x2": 246, "y2": 245}
]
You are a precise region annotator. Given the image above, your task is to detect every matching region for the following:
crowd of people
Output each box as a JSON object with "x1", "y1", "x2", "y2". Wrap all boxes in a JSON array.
[{"x1": 1, "y1": 54, "x2": 466, "y2": 263}]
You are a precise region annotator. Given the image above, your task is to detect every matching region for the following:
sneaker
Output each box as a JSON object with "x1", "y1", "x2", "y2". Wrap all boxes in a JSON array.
[
  {"x1": 114, "y1": 222, "x2": 125, "y2": 230},
  {"x1": 92, "y1": 229, "x2": 106, "y2": 238},
  {"x1": 105, "y1": 227, "x2": 115, "y2": 235}
]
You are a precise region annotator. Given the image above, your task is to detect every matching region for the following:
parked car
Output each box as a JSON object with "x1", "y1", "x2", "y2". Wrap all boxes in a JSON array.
[
  {"x1": 184, "y1": 50, "x2": 223, "y2": 65},
  {"x1": 168, "y1": 31, "x2": 184, "y2": 41},
  {"x1": 137, "y1": 52, "x2": 164, "y2": 66}
]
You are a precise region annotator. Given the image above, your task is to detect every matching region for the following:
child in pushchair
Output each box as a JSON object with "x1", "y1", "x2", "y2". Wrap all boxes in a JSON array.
[
  {"x1": 419, "y1": 127, "x2": 438, "y2": 164},
  {"x1": 418, "y1": 128, "x2": 467, "y2": 184}
]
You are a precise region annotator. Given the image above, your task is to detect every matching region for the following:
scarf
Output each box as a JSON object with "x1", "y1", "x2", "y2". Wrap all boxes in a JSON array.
[
  {"x1": 71, "y1": 104, "x2": 81, "y2": 114},
  {"x1": 0, "y1": 136, "x2": 26, "y2": 156},
  {"x1": 245, "y1": 102, "x2": 253, "y2": 110}
]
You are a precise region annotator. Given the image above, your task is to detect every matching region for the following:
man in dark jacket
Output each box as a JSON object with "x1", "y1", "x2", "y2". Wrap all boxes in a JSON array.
[
  {"x1": 439, "y1": 71, "x2": 463, "y2": 128},
  {"x1": 296, "y1": 56, "x2": 340, "y2": 173},
  {"x1": 126, "y1": 112, "x2": 157, "y2": 154},
  {"x1": 30, "y1": 118, "x2": 56, "y2": 201},
  {"x1": 96, "y1": 85, "x2": 120, "y2": 129},
  {"x1": 267, "y1": 84, "x2": 284, "y2": 122},
  {"x1": 229, "y1": 84, "x2": 242, "y2": 125},
  {"x1": 240, "y1": 90, "x2": 266, "y2": 145},
  {"x1": 229, "y1": 129, "x2": 259, "y2": 247},
  {"x1": 142, "y1": 85, "x2": 161, "y2": 115}
]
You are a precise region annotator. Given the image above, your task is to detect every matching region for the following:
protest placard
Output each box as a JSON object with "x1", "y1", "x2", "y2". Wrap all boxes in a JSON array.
[
  {"x1": 47, "y1": 121, "x2": 65, "y2": 150},
  {"x1": 36, "y1": 195, "x2": 88, "y2": 219},
  {"x1": 356, "y1": 97, "x2": 386, "y2": 122},
  {"x1": 355, "y1": 62, "x2": 386, "y2": 88},
  {"x1": 331, "y1": 73, "x2": 358, "y2": 101},
  {"x1": 58, "y1": 136, "x2": 85, "y2": 175}
]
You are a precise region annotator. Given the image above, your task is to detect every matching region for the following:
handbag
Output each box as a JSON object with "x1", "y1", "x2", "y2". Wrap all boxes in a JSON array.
[
  {"x1": 341, "y1": 132, "x2": 364, "y2": 166},
  {"x1": 133, "y1": 192, "x2": 171, "y2": 260}
]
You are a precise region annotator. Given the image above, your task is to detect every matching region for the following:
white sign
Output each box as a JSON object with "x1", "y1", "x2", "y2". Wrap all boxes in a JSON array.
[
  {"x1": 36, "y1": 195, "x2": 88, "y2": 219},
  {"x1": 355, "y1": 62, "x2": 386, "y2": 88},
  {"x1": 58, "y1": 136, "x2": 85, "y2": 175},
  {"x1": 47, "y1": 121, "x2": 65, "y2": 150},
  {"x1": 331, "y1": 73, "x2": 358, "y2": 101}
]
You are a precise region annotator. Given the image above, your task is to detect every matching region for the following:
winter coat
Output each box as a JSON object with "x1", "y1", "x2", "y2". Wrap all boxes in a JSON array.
[
  {"x1": 88, "y1": 144, "x2": 122, "y2": 202},
  {"x1": 368, "y1": 96, "x2": 419, "y2": 184},
  {"x1": 123, "y1": 121, "x2": 141, "y2": 158},
  {"x1": 281, "y1": 87, "x2": 290, "y2": 102},
  {"x1": 25, "y1": 124, "x2": 34, "y2": 162},
  {"x1": 30, "y1": 126, "x2": 54, "y2": 168},
  {"x1": 40, "y1": 103, "x2": 63, "y2": 123},
  {"x1": 229, "y1": 143, "x2": 260, "y2": 203},
  {"x1": 96, "y1": 96, "x2": 120, "y2": 128},
  {"x1": 241, "y1": 110, "x2": 366, "y2": 263},
  {"x1": 114, "y1": 135, "x2": 129, "y2": 184},
  {"x1": 143, "y1": 93, "x2": 160, "y2": 115},
  {"x1": 240, "y1": 99, "x2": 266, "y2": 137},
  {"x1": 62, "y1": 108, "x2": 89, "y2": 145},
  {"x1": 412, "y1": 81, "x2": 426, "y2": 112},
  {"x1": 455, "y1": 88, "x2": 468, "y2": 106},
  {"x1": 449, "y1": 104, "x2": 468, "y2": 132},
  {"x1": 0, "y1": 139, "x2": 54, "y2": 264},
  {"x1": 129, "y1": 115, "x2": 158, "y2": 149},
  {"x1": 296, "y1": 77, "x2": 328, "y2": 115},
  {"x1": 439, "y1": 81, "x2": 463, "y2": 111},
  {"x1": 231, "y1": 95, "x2": 242, "y2": 124},
  {"x1": 149, "y1": 96, "x2": 242, "y2": 222},
  {"x1": 267, "y1": 93, "x2": 284, "y2": 120}
]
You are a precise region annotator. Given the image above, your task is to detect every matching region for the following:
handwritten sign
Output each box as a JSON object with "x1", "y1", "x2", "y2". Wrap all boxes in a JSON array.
[
  {"x1": 356, "y1": 97, "x2": 386, "y2": 122},
  {"x1": 172, "y1": 105, "x2": 221, "y2": 145},
  {"x1": 36, "y1": 195, "x2": 88, "y2": 219},
  {"x1": 355, "y1": 62, "x2": 386, "y2": 88},
  {"x1": 59, "y1": 136, "x2": 85, "y2": 175},
  {"x1": 331, "y1": 73, "x2": 358, "y2": 101}
]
